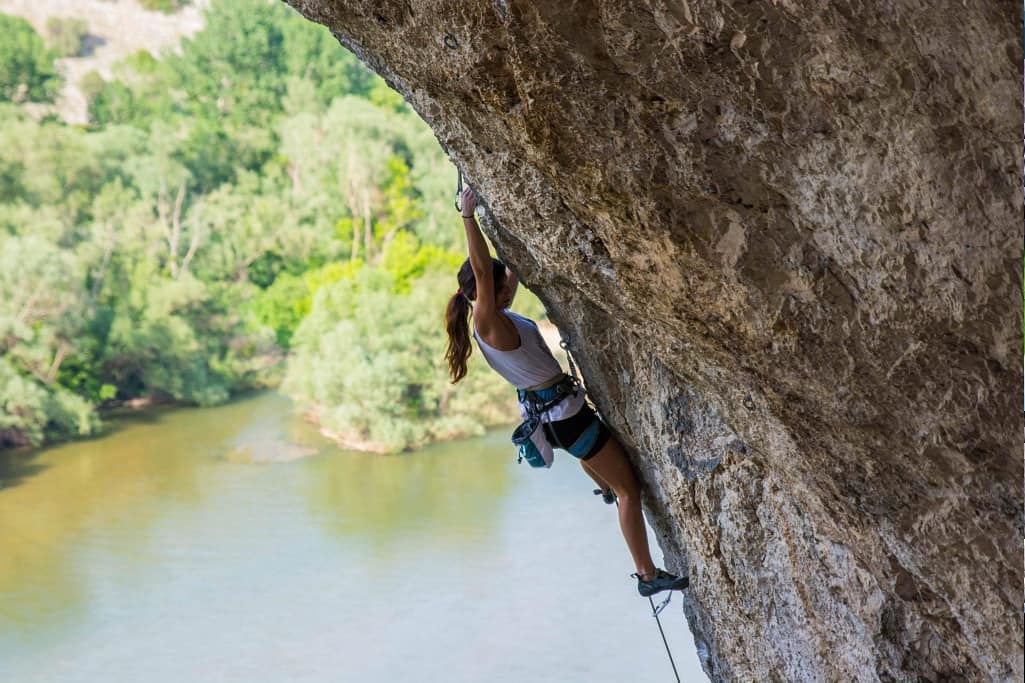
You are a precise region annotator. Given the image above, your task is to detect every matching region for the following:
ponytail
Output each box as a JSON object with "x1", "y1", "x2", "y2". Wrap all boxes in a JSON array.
[
  {"x1": 444, "y1": 257, "x2": 507, "y2": 384},
  {"x1": 445, "y1": 290, "x2": 472, "y2": 383}
]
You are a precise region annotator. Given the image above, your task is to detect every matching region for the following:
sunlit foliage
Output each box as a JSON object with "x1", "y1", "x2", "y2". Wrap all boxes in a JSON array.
[
  {"x1": 0, "y1": 15, "x2": 60, "y2": 103},
  {"x1": 0, "y1": 1, "x2": 537, "y2": 451}
]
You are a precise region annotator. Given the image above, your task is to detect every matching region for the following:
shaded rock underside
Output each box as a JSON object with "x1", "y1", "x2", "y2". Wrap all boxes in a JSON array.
[{"x1": 285, "y1": 1, "x2": 1023, "y2": 680}]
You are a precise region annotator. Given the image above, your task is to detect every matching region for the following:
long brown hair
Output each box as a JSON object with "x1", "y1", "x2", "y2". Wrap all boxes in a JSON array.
[{"x1": 445, "y1": 257, "x2": 507, "y2": 383}]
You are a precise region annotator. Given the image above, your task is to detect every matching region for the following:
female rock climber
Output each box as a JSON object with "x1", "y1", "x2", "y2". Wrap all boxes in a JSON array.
[{"x1": 444, "y1": 186, "x2": 689, "y2": 597}]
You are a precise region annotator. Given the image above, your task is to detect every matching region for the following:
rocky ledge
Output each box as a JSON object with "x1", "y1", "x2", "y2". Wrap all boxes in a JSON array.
[{"x1": 285, "y1": 1, "x2": 1023, "y2": 680}]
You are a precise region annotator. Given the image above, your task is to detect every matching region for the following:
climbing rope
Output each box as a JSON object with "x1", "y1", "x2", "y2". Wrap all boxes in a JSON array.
[{"x1": 649, "y1": 593, "x2": 682, "y2": 682}]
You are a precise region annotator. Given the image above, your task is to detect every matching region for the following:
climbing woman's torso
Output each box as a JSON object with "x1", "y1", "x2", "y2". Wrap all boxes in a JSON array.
[{"x1": 472, "y1": 310, "x2": 564, "y2": 390}]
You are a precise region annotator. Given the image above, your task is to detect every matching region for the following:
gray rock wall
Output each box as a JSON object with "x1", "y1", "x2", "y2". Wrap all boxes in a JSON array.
[{"x1": 284, "y1": 1, "x2": 1024, "y2": 679}]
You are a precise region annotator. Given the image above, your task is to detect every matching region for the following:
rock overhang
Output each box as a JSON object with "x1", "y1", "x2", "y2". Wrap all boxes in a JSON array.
[{"x1": 285, "y1": 2, "x2": 1023, "y2": 680}]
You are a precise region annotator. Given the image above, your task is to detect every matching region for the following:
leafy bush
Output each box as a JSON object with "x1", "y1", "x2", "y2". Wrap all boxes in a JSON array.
[
  {"x1": 0, "y1": 358, "x2": 100, "y2": 447},
  {"x1": 0, "y1": 358, "x2": 50, "y2": 447},
  {"x1": 85, "y1": 77, "x2": 137, "y2": 126},
  {"x1": 0, "y1": 14, "x2": 60, "y2": 103}
]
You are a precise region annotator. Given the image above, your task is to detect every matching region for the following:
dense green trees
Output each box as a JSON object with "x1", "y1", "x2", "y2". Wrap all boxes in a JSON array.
[
  {"x1": 1, "y1": 1, "x2": 538, "y2": 452},
  {"x1": 0, "y1": 15, "x2": 60, "y2": 103}
]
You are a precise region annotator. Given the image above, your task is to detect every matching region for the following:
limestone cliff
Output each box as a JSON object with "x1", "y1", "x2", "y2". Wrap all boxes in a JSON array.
[{"x1": 284, "y1": 1, "x2": 1023, "y2": 680}]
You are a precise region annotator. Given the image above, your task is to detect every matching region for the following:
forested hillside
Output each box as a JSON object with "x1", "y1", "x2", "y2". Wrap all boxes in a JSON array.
[{"x1": 1, "y1": 0, "x2": 541, "y2": 451}]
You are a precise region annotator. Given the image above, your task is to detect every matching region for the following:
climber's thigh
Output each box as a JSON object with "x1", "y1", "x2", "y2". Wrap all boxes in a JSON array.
[{"x1": 580, "y1": 434, "x2": 640, "y2": 498}]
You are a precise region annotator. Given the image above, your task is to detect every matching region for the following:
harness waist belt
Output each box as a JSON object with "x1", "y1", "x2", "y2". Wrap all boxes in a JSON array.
[{"x1": 523, "y1": 372, "x2": 569, "y2": 392}]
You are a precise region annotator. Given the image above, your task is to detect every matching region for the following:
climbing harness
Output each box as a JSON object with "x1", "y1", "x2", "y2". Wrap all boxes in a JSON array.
[
  {"x1": 512, "y1": 375, "x2": 579, "y2": 467},
  {"x1": 518, "y1": 377, "x2": 579, "y2": 419},
  {"x1": 511, "y1": 334, "x2": 592, "y2": 467}
]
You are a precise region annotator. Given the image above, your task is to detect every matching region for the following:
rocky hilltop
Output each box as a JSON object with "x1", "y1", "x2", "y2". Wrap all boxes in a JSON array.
[
  {"x1": 0, "y1": 0, "x2": 206, "y2": 123},
  {"x1": 282, "y1": 1, "x2": 1023, "y2": 681}
]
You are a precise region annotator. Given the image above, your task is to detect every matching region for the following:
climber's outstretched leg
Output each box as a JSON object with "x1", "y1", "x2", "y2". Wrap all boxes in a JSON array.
[
  {"x1": 582, "y1": 435, "x2": 655, "y2": 576},
  {"x1": 582, "y1": 435, "x2": 689, "y2": 595}
]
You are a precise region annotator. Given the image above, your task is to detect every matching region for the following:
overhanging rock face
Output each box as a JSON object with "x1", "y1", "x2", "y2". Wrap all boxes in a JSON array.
[{"x1": 285, "y1": 1, "x2": 1023, "y2": 680}]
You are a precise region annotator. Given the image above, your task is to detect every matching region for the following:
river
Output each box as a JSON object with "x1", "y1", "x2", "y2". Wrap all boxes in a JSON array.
[{"x1": 0, "y1": 391, "x2": 706, "y2": 682}]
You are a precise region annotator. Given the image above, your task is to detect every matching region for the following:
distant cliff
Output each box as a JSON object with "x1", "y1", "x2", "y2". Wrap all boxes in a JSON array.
[{"x1": 284, "y1": 1, "x2": 1023, "y2": 680}]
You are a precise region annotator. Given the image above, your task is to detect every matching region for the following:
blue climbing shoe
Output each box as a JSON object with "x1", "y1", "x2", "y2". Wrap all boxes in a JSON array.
[
  {"x1": 593, "y1": 488, "x2": 617, "y2": 505},
  {"x1": 633, "y1": 568, "x2": 689, "y2": 597}
]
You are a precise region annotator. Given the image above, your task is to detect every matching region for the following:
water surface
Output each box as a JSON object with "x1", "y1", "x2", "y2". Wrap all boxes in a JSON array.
[{"x1": 0, "y1": 392, "x2": 706, "y2": 682}]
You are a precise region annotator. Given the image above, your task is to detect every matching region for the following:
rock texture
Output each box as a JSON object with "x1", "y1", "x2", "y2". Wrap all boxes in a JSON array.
[{"x1": 285, "y1": 1, "x2": 1023, "y2": 680}]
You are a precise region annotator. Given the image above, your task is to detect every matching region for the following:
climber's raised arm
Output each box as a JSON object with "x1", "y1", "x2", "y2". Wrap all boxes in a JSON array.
[{"x1": 460, "y1": 186, "x2": 496, "y2": 318}]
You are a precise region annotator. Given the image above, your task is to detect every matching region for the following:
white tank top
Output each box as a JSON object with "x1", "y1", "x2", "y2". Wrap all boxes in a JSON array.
[{"x1": 472, "y1": 310, "x2": 564, "y2": 390}]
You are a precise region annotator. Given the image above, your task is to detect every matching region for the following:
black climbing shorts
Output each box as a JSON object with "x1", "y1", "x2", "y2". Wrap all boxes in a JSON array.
[{"x1": 542, "y1": 403, "x2": 611, "y2": 460}]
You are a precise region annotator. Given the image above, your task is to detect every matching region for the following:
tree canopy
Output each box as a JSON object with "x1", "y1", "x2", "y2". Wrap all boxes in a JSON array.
[
  {"x1": 0, "y1": 1, "x2": 546, "y2": 451},
  {"x1": 0, "y1": 15, "x2": 60, "y2": 103}
]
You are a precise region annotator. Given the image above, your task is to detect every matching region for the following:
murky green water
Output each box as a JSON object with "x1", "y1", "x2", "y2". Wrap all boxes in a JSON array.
[{"x1": 0, "y1": 392, "x2": 705, "y2": 682}]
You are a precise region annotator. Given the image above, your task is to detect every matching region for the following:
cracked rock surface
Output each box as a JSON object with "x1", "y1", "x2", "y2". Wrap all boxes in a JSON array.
[{"x1": 285, "y1": 1, "x2": 1023, "y2": 680}]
